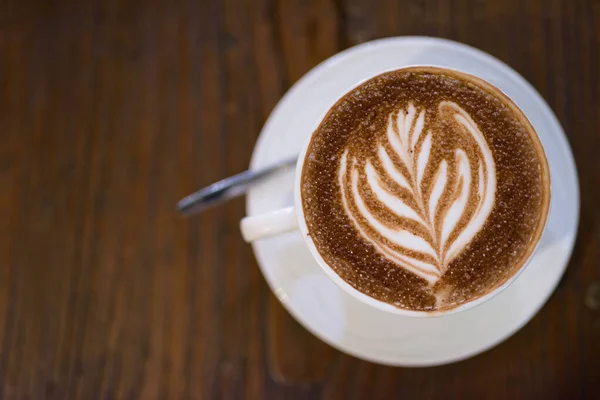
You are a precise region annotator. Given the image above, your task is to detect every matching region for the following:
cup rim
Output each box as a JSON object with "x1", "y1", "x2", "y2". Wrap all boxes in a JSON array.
[{"x1": 293, "y1": 65, "x2": 551, "y2": 318}]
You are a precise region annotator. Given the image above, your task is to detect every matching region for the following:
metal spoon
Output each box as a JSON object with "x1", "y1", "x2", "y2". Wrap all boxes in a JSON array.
[{"x1": 177, "y1": 156, "x2": 297, "y2": 215}]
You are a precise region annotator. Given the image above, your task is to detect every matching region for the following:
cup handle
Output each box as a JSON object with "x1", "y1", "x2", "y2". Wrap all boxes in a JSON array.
[{"x1": 240, "y1": 206, "x2": 299, "y2": 242}]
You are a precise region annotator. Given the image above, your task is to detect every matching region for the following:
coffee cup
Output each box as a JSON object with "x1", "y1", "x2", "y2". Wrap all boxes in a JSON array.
[{"x1": 241, "y1": 66, "x2": 550, "y2": 317}]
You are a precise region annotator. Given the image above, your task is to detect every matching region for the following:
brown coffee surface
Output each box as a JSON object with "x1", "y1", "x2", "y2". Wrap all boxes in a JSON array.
[{"x1": 301, "y1": 67, "x2": 550, "y2": 312}]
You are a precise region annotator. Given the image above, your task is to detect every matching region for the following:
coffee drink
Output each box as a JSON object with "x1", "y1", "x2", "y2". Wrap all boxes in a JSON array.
[{"x1": 301, "y1": 67, "x2": 550, "y2": 312}]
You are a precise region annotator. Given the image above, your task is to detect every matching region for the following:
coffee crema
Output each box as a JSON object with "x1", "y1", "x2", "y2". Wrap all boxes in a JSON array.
[{"x1": 301, "y1": 67, "x2": 550, "y2": 312}]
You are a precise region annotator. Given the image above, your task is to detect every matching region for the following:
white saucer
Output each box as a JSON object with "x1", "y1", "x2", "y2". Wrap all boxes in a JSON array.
[{"x1": 246, "y1": 37, "x2": 579, "y2": 366}]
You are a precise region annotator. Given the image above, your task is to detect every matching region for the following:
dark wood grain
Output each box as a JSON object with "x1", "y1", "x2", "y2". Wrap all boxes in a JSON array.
[{"x1": 1, "y1": 0, "x2": 599, "y2": 398}]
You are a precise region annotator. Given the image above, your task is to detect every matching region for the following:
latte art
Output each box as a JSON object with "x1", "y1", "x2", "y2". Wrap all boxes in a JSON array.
[
  {"x1": 338, "y1": 102, "x2": 496, "y2": 283},
  {"x1": 301, "y1": 67, "x2": 550, "y2": 311}
]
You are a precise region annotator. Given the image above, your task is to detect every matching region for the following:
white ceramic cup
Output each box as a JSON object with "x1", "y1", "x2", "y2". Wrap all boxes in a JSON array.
[{"x1": 240, "y1": 66, "x2": 550, "y2": 318}]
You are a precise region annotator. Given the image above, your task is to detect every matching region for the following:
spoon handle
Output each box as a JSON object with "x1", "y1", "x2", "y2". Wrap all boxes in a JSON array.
[{"x1": 177, "y1": 156, "x2": 297, "y2": 216}]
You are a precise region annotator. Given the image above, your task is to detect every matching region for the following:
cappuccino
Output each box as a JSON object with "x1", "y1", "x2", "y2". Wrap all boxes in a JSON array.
[{"x1": 301, "y1": 67, "x2": 550, "y2": 312}]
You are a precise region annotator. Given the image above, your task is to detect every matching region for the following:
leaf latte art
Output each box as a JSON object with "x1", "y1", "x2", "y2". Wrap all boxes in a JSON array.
[
  {"x1": 338, "y1": 101, "x2": 496, "y2": 284},
  {"x1": 302, "y1": 68, "x2": 550, "y2": 311}
]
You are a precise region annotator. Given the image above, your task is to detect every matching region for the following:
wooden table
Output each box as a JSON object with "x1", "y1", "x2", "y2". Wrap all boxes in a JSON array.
[{"x1": 2, "y1": 0, "x2": 599, "y2": 398}]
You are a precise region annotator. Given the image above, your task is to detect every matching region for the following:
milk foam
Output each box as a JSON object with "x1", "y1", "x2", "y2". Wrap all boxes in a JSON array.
[{"x1": 338, "y1": 101, "x2": 497, "y2": 284}]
